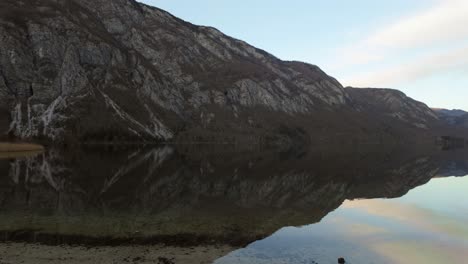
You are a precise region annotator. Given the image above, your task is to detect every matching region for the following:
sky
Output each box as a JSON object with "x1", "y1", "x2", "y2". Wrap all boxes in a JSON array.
[{"x1": 140, "y1": 0, "x2": 468, "y2": 110}]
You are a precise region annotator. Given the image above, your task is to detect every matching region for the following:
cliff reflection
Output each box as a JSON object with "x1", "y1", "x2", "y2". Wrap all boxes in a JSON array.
[{"x1": 0, "y1": 145, "x2": 466, "y2": 249}]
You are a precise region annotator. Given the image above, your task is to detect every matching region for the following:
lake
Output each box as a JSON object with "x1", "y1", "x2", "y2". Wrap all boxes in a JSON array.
[
  {"x1": 215, "y1": 174, "x2": 468, "y2": 264},
  {"x1": 0, "y1": 145, "x2": 467, "y2": 264}
]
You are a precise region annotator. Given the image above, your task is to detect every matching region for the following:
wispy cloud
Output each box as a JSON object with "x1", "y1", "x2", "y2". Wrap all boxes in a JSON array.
[
  {"x1": 344, "y1": 45, "x2": 468, "y2": 87},
  {"x1": 332, "y1": 0, "x2": 468, "y2": 87},
  {"x1": 361, "y1": 0, "x2": 468, "y2": 50}
]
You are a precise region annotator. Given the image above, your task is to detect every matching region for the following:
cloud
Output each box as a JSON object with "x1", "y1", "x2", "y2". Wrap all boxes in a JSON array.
[
  {"x1": 330, "y1": 0, "x2": 468, "y2": 88},
  {"x1": 362, "y1": 0, "x2": 468, "y2": 50},
  {"x1": 343, "y1": 45, "x2": 468, "y2": 87},
  {"x1": 337, "y1": 0, "x2": 468, "y2": 66}
]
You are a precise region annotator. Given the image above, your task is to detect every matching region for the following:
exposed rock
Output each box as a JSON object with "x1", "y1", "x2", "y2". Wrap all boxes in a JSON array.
[
  {"x1": 0, "y1": 0, "x2": 451, "y2": 145},
  {"x1": 0, "y1": 0, "x2": 349, "y2": 143}
]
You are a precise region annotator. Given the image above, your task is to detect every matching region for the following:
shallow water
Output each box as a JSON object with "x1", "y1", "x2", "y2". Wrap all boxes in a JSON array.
[{"x1": 0, "y1": 145, "x2": 467, "y2": 263}]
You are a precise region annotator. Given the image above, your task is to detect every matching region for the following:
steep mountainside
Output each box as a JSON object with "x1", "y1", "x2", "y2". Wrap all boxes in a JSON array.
[
  {"x1": 0, "y1": 0, "x2": 445, "y2": 145},
  {"x1": 346, "y1": 87, "x2": 439, "y2": 129}
]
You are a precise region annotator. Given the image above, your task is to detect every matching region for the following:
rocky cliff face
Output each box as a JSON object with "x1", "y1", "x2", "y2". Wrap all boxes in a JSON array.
[
  {"x1": 0, "y1": 0, "x2": 444, "y2": 145},
  {"x1": 346, "y1": 87, "x2": 439, "y2": 129},
  {"x1": 0, "y1": 0, "x2": 355, "y2": 144}
]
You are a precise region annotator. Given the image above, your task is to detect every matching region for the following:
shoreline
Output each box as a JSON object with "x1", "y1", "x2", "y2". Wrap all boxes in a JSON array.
[
  {"x1": 0, "y1": 242, "x2": 233, "y2": 264},
  {"x1": 0, "y1": 142, "x2": 44, "y2": 159}
]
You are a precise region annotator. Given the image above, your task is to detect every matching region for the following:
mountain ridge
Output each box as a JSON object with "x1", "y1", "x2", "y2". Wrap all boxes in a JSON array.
[
  {"x1": 346, "y1": 87, "x2": 439, "y2": 129},
  {"x1": 432, "y1": 108, "x2": 468, "y2": 129},
  {"x1": 0, "y1": 0, "x2": 463, "y2": 146}
]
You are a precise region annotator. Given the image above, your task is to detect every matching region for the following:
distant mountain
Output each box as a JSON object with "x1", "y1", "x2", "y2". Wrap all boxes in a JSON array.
[
  {"x1": 346, "y1": 87, "x2": 439, "y2": 129},
  {"x1": 433, "y1": 108, "x2": 468, "y2": 117},
  {"x1": 432, "y1": 108, "x2": 468, "y2": 128},
  {"x1": 0, "y1": 0, "x2": 459, "y2": 146}
]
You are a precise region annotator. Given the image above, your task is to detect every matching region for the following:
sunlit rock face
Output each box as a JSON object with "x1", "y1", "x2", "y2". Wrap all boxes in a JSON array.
[
  {"x1": 0, "y1": 0, "x2": 349, "y2": 144},
  {"x1": 0, "y1": 0, "x2": 443, "y2": 145}
]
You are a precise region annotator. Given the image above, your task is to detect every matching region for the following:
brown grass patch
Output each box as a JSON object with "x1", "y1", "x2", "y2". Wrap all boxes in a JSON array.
[
  {"x1": 0, "y1": 150, "x2": 43, "y2": 159},
  {"x1": 0, "y1": 142, "x2": 45, "y2": 152}
]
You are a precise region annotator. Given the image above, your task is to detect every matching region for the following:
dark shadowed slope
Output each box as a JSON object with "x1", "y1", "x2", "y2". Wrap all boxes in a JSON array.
[
  {"x1": 346, "y1": 87, "x2": 439, "y2": 129},
  {"x1": 433, "y1": 108, "x2": 468, "y2": 128}
]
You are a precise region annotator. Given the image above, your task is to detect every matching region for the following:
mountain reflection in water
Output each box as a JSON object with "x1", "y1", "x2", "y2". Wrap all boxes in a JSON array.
[
  {"x1": 216, "y1": 175, "x2": 468, "y2": 264},
  {"x1": 0, "y1": 145, "x2": 467, "y2": 263}
]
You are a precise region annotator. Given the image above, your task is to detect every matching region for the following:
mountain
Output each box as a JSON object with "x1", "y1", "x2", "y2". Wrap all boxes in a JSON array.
[
  {"x1": 433, "y1": 108, "x2": 468, "y2": 118},
  {"x1": 432, "y1": 108, "x2": 468, "y2": 128},
  {"x1": 0, "y1": 0, "x2": 451, "y2": 146},
  {"x1": 346, "y1": 87, "x2": 439, "y2": 129}
]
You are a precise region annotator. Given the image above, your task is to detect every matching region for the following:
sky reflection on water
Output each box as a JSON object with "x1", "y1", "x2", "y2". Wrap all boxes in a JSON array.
[{"x1": 216, "y1": 176, "x2": 468, "y2": 264}]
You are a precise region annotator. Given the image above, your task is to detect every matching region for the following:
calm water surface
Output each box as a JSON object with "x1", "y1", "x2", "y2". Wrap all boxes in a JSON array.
[
  {"x1": 0, "y1": 145, "x2": 467, "y2": 263},
  {"x1": 215, "y1": 176, "x2": 468, "y2": 264}
]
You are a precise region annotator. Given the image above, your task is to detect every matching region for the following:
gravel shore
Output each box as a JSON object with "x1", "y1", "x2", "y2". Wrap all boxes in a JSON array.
[{"x1": 0, "y1": 243, "x2": 233, "y2": 264}]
